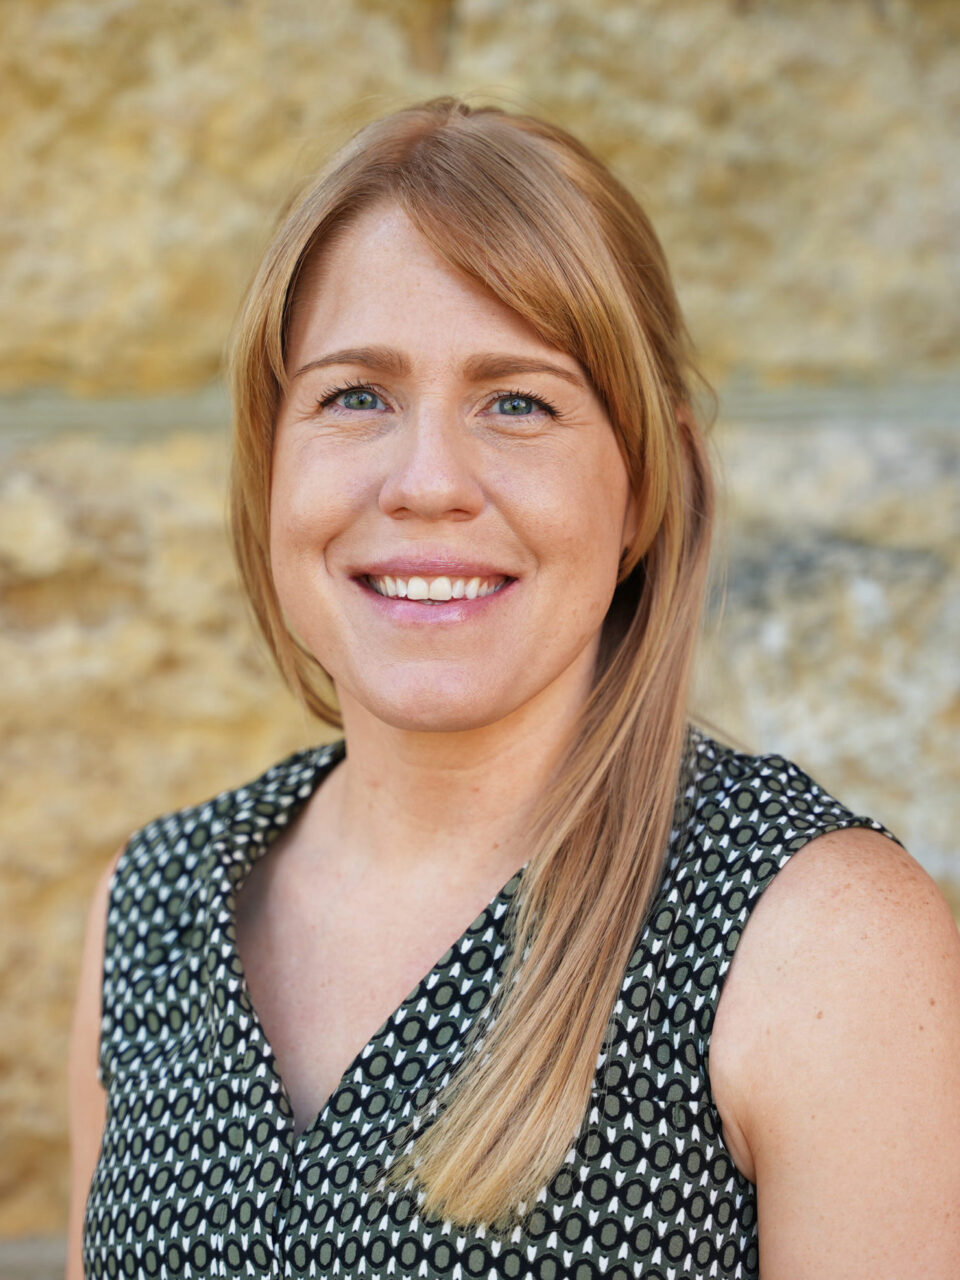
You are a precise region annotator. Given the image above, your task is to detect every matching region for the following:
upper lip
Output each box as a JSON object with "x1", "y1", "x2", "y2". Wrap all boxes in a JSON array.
[{"x1": 353, "y1": 558, "x2": 517, "y2": 580}]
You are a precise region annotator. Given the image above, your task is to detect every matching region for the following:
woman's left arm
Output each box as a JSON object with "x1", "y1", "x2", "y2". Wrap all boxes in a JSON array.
[{"x1": 726, "y1": 826, "x2": 960, "y2": 1279}]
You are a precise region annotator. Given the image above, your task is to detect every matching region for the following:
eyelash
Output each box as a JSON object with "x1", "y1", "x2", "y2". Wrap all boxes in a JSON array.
[{"x1": 314, "y1": 382, "x2": 562, "y2": 419}]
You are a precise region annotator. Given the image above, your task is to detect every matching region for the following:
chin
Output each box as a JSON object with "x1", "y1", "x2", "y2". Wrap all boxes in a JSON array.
[{"x1": 356, "y1": 680, "x2": 518, "y2": 735}]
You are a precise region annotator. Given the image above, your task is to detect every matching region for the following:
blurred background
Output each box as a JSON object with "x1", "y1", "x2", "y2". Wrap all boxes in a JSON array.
[{"x1": 1, "y1": 0, "x2": 957, "y2": 1271}]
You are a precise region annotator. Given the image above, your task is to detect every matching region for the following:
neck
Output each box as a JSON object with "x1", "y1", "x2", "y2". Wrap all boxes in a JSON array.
[{"x1": 306, "y1": 665, "x2": 594, "y2": 888}]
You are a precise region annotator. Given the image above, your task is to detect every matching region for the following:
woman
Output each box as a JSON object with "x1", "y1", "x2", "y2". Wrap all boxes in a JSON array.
[{"x1": 68, "y1": 97, "x2": 960, "y2": 1279}]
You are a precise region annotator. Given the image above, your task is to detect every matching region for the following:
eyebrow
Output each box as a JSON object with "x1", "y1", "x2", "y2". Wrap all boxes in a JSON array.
[{"x1": 292, "y1": 345, "x2": 587, "y2": 390}]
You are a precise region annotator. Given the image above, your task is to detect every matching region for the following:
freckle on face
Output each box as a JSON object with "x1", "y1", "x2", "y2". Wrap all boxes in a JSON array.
[{"x1": 268, "y1": 202, "x2": 638, "y2": 736}]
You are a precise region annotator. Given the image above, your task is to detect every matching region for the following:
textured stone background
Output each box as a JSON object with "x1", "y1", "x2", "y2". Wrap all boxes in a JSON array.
[
  {"x1": 3, "y1": 0, "x2": 959, "y2": 392},
  {"x1": 0, "y1": 0, "x2": 957, "y2": 1261}
]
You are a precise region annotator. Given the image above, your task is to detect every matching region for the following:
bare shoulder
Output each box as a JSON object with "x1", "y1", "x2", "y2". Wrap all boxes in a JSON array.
[
  {"x1": 716, "y1": 826, "x2": 958, "y2": 1032},
  {"x1": 66, "y1": 843, "x2": 126, "y2": 1280},
  {"x1": 69, "y1": 852, "x2": 118, "y2": 1090},
  {"x1": 711, "y1": 826, "x2": 960, "y2": 1277},
  {"x1": 736, "y1": 824, "x2": 945, "y2": 935}
]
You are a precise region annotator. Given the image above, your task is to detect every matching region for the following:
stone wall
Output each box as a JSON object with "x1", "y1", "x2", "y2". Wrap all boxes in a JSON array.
[
  {"x1": 1, "y1": 0, "x2": 957, "y2": 393},
  {"x1": 1, "y1": 381, "x2": 956, "y2": 1244},
  {"x1": 0, "y1": 0, "x2": 957, "y2": 1251}
]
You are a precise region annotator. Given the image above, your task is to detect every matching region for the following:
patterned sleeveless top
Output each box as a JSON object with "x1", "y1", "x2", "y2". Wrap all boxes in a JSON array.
[{"x1": 83, "y1": 726, "x2": 901, "y2": 1280}]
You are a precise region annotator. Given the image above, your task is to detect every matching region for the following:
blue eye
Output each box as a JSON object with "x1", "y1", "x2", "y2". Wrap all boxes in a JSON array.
[
  {"x1": 498, "y1": 394, "x2": 535, "y2": 415},
  {"x1": 316, "y1": 383, "x2": 386, "y2": 412},
  {"x1": 495, "y1": 392, "x2": 558, "y2": 417},
  {"x1": 339, "y1": 388, "x2": 382, "y2": 411},
  {"x1": 315, "y1": 383, "x2": 560, "y2": 420}
]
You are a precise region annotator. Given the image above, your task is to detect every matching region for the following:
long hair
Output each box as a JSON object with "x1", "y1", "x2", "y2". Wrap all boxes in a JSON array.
[{"x1": 226, "y1": 96, "x2": 716, "y2": 1230}]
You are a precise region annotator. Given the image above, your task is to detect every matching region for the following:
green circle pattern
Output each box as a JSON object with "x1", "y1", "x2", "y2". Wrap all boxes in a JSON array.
[{"x1": 83, "y1": 728, "x2": 900, "y2": 1278}]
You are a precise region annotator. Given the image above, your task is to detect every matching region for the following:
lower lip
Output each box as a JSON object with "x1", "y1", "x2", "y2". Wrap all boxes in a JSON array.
[{"x1": 353, "y1": 576, "x2": 518, "y2": 624}]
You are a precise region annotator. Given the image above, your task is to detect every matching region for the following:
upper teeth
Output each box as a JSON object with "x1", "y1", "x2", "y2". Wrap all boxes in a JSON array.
[{"x1": 368, "y1": 574, "x2": 507, "y2": 600}]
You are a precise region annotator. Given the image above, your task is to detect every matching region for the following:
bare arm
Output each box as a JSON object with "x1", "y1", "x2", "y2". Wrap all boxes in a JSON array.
[
  {"x1": 66, "y1": 846, "x2": 124, "y2": 1280},
  {"x1": 719, "y1": 827, "x2": 960, "y2": 1278}
]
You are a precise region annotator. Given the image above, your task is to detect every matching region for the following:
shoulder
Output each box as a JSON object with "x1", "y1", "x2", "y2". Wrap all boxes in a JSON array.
[
  {"x1": 671, "y1": 727, "x2": 905, "y2": 930},
  {"x1": 737, "y1": 821, "x2": 945, "y2": 943},
  {"x1": 69, "y1": 843, "x2": 128, "y2": 1084},
  {"x1": 110, "y1": 743, "x2": 328, "y2": 903},
  {"x1": 712, "y1": 824, "x2": 960, "y2": 1274},
  {"x1": 101, "y1": 743, "x2": 332, "y2": 991},
  {"x1": 680, "y1": 727, "x2": 897, "y2": 852},
  {"x1": 713, "y1": 821, "x2": 960, "y2": 1181},
  {"x1": 95, "y1": 743, "x2": 335, "y2": 1079},
  {"x1": 67, "y1": 842, "x2": 128, "y2": 1280},
  {"x1": 721, "y1": 823, "x2": 957, "y2": 1032}
]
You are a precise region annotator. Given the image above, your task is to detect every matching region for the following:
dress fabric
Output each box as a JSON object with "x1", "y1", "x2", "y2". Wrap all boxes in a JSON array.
[{"x1": 83, "y1": 726, "x2": 901, "y2": 1280}]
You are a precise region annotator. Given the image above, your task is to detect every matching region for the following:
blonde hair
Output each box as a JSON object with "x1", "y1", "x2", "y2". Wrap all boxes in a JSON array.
[{"x1": 226, "y1": 96, "x2": 716, "y2": 1231}]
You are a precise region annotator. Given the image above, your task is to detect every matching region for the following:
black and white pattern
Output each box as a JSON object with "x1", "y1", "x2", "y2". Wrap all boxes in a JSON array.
[{"x1": 83, "y1": 726, "x2": 901, "y2": 1278}]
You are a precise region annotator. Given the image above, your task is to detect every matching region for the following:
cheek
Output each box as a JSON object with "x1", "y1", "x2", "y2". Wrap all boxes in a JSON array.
[
  {"x1": 519, "y1": 448, "x2": 628, "y2": 566},
  {"x1": 268, "y1": 441, "x2": 361, "y2": 564},
  {"x1": 550, "y1": 455, "x2": 630, "y2": 616},
  {"x1": 268, "y1": 461, "x2": 309, "y2": 589},
  {"x1": 268, "y1": 456, "x2": 336, "y2": 618}
]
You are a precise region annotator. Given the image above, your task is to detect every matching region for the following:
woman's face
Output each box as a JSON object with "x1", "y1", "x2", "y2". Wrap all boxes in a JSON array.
[{"x1": 271, "y1": 201, "x2": 638, "y2": 734}]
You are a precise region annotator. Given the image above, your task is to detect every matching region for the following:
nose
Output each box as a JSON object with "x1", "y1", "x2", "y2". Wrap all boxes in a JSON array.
[{"x1": 377, "y1": 401, "x2": 485, "y2": 521}]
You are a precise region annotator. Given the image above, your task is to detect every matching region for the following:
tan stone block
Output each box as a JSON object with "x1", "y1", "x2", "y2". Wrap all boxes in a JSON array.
[{"x1": 0, "y1": 0, "x2": 958, "y2": 392}]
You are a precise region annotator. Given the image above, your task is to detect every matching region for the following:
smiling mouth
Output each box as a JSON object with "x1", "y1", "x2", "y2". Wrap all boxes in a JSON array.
[
  {"x1": 353, "y1": 575, "x2": 519, "y2": 613},
  {"x1": 360, "y1": 574, "x2": 515, "y2": 602}
]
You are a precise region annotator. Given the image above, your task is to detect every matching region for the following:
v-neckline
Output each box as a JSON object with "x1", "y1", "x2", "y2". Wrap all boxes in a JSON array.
[{"x1": 211, "y1": 738, "x2": 526, "y2": 1154}]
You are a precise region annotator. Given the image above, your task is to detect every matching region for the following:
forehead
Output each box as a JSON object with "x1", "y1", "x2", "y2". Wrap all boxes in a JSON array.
[
  {"x1": 300, "y1": 202, "x2": 431, "y2": 290},
  {"x1": 284, "y1": 201, "x2": 581, "y2": 377}
]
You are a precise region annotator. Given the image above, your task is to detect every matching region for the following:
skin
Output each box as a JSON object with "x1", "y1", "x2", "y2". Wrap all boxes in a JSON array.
[
  {"x1": 710, "y1": 827, "x2": 960, "y2": 1277},
  {"x1": 266, "y1": 200, "x2": 639, "y2": 882},
  {"x1": 67, "y1": 202, "x2": 960, "y2": 1278}
]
